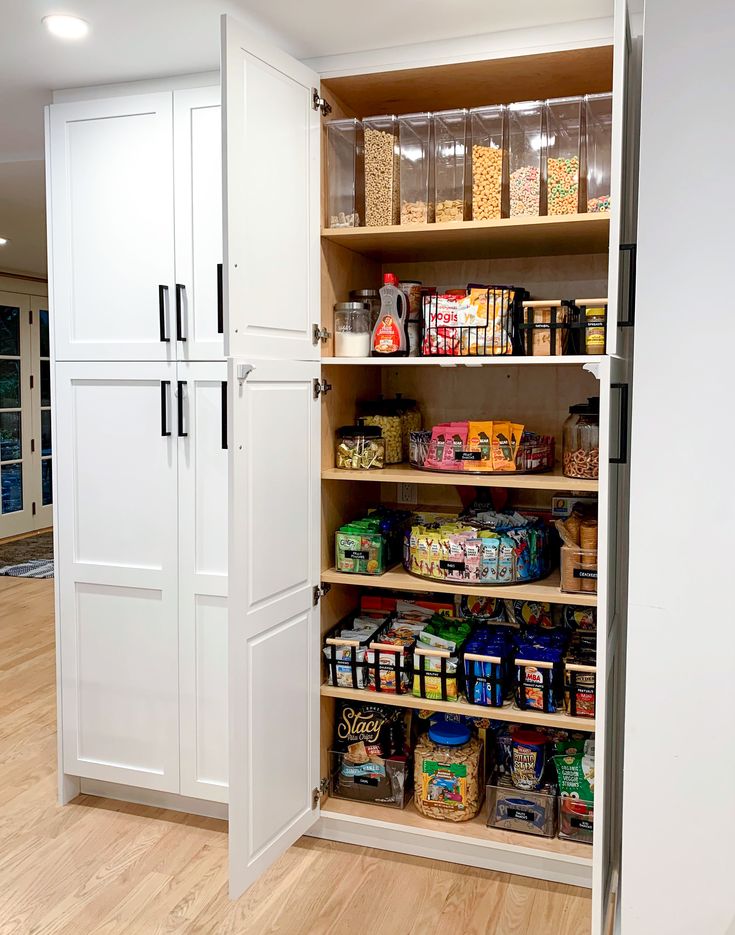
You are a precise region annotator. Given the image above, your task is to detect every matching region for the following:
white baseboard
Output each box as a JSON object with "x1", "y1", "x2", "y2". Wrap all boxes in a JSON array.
[{"x1": 78, "y1": 778, "x2": 229, "y2": 821}]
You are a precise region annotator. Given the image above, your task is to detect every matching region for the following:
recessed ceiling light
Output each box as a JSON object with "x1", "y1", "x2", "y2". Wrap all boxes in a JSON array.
[
  {"x1": 0, "y1": 238, "x2": 9, "y2": 246},
  {"x1": 43, "y1": 14, "x2": 89, "y2": 39}
]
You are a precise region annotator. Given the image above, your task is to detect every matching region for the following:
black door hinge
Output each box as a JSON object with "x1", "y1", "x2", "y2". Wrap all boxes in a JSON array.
[
  {"x1": 32, "y1": 502, "x2": 37, "y2": 516},
  {"x1": 312, "y1": 89, "x2": 332, "y2": 116},
  {"x1": 313, "y1": 378, "x2": 332, "y2": 400},
  {"x1": 31, "y1": 438, "x2": 35, "y2": 453},
  {"x1": 313, "y1": 583, "x2": 331, "y2": 606},
  {"x1": 30, "y1": 374, "x2": 34, "y2": 389}
]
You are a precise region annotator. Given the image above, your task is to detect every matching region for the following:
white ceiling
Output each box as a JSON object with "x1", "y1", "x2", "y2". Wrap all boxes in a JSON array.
[{"x1": 0, "y1": 0, "x2": 618, "y2": 275}]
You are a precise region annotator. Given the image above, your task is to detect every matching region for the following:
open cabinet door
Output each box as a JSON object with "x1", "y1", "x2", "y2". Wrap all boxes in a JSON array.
[{"x1": 221, "y1": 14, "x2": 321, "y2": 361}]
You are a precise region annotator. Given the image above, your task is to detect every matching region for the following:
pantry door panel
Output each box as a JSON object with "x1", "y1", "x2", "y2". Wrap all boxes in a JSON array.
[
  {"x1": 222, "y1": 15, "x2": 320, "y2": 361},
  {"x1": 228, "y1": 358, "x2": 320, "y2": 898},
  {"x1": 177, "y1": 361, "x2": 229, "y2": 802},
  {"x1": 48, "y1": 94, "x2": 176, "y2": 361},
  {"x1": 173, "y1": 87, "x2": 224, "y2": 361}
]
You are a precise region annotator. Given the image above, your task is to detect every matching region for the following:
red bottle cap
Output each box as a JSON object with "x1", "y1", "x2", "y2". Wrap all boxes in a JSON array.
[{"x1": 383, "y1": 273, "x2": 398, "y2": 286}]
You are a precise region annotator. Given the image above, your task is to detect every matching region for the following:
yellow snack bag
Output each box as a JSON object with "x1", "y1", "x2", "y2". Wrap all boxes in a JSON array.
[
  {"x1": 491, "y1": 421, "x2": 515, "y2": 471},
  {"x1": 465, "y1": 421, "x2": 494, "y2": 470}
]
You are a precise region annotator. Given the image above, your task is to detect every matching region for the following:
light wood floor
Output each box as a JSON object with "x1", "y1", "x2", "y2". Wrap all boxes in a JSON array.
[{"x1": 0, "y1": 577, "x2": 591, "y2": 934}]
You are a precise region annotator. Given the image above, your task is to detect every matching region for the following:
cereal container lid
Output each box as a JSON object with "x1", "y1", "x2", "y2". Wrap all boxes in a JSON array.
[{"x1": 428, "y1": 719, "x2": 471, "y2": 746}]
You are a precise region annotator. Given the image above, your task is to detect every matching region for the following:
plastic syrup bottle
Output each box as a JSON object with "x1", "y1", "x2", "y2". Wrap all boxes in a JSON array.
[{"x1": 371, "y1": 273, "x2": 408, "y2": 356}]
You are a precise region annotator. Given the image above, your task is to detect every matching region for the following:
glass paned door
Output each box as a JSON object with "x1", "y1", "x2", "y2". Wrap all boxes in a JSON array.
[
  {"x1": 31, "y1": 304, "x2": 53, "y2": 528},
  {"x1": 0, "y1": 294, "x2": 33, "y2": 539}
]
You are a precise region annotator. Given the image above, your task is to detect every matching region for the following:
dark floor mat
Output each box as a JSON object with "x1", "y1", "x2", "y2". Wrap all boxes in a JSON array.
[{"x1": 0, "y1": 531, "x2": 54, "y2": 566}]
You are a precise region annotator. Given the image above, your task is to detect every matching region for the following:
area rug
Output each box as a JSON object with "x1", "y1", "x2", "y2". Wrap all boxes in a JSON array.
[{"x1": 0, "y1": 559, "x2": 54, "y2": 579}]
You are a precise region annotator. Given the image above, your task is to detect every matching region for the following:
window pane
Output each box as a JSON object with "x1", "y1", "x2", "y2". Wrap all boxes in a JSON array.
[
  {"x1": 40, "y1": 360, "x2": 50, "y2": 407},
  {"x1": 1, "y1": 462, "x2": 22, "y2": 514},
  {"x1": 0, "y1": 360, "x2": 20, "y2": 408},
  {"x1": 41, "y1": 409, "x2": 52, "y2": 456},
  {"x1": 0, "y1": 306, "x2": 20, "y2": 357},
  {"x1": 42, "y1": 459, "x2": 52, "y2": 506},
  {"x1": 0, "y1": 411, "x2": 21, "y2": 461},
  {"x1": 39, "y1": 310, "x2": 49, "y2": 358}
]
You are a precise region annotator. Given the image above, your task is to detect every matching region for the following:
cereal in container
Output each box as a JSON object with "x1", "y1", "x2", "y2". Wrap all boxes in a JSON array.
[
  {"x1": 470, "y1": 104, "x2": 505, "y2": 220},
  {"x1": 545, "y1": 96, "x2": 582, "y2": 215},
  {"x1": 507, "y1": 101, "x2": 544, "y2": 217},
  {"x1": 434, "y1": 108, "x2": 469, "y2": 221}
]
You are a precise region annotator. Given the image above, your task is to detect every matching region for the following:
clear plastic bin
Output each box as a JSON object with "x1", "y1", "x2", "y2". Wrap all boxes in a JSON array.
[
  {"x1": 433, "y1": 109, "x2": 468, "y2": 222},
  {"x1": 398, "y1": 112, "x2": 432, "y2": 224},
  {"x1": 545, "y1": 96, "x2": 582, "y2": 215},
  {"x1": 330, "y1": 750, "x2": 410, "y2": 808},
  {"x1": 326, "y1": 118, "x2": 363, "y2": 228},
  {"x1": 585, "y1": 93, "x2": 613, "y2": 213},
  {"x1": 470, "y1": 105, "x2": 505, "y2": 220},
  {"x1": 363, "y1": 115, "x2": 400, "y2": 226},
  {"x1": 558, "y1": 797, "x2": 594, "y2": 843},
  {"x1": 487, "y1": 778, "x2": 558, "y2": 837},
  {"x1": 560, "y1": 545, "x2": 598, "y2": 594},
  {"x1": 507, "y1": 101, "x2": 544, "y2": 217}
]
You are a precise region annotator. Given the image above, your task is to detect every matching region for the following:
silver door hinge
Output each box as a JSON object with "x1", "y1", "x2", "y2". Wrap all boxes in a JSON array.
[
  {"x1": 312, "y1": 777, "x2": 329, "y2": 808},
  {"x1": 312, "y1": 89, "x2": 332, "y2": 116},
  {"x1": 313, "y1": 583, "x2": 331, "y2": 606},
  {"x1": 313, "y1": 324, "x2": 331, "y2": 345},
  {"x1": 313, "y1": 378, "x2": 332, "y2": 400},
  {"x1": 236, "y1": 363, "x2": 254, "y2": 384}
]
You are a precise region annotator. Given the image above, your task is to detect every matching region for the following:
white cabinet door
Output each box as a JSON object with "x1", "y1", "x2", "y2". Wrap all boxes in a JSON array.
[
  {"x1": 177, "y1": 361, "x2": 229, "y2": 802},
  {"x1": 222, "y1": 15, "x2": 320, "y2": 361},
  {"x1": 55, "y1": 361, "x2": 180, "y2": 791},
  {"x1": 228, "y1": 357, "x2": 320, "y2": 898},
  {"x1": 48, "y1": 94, "x2": 176, "y2": 361},
  {"x1": 174, "y1": 88, "x2": 225, "y2": 361}
]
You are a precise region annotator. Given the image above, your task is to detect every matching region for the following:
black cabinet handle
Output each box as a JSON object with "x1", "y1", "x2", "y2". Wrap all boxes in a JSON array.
[
  {"x1": 175, "y1": 284, "x2": 187, "y2": 342},
  {"x1": 618, "y1": 244, "x2": 636, "y2": 328},
  {"x1": 158, "y1": 285, "x2": 170, "y2": 342},
  {"x1": 221, "y1": 380, "x2": 227, "y2": 450},
  {"x1": 217, "y1": 264, "x2": 224, "y2": 334},
  {"x1": 177, "y1": 380, "x2": 188, "y2": 437},
  {"x1": 610, "y1": 383, "x2": 629, "y2": 464},
  {"x1": 160, "y1": 381, "x2": 171, "y2": 436}
]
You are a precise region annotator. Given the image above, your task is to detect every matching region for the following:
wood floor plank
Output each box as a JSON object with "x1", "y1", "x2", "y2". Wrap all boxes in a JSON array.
[{"x1": 0, "y1": 577, "x2": 592, "y2": 934}]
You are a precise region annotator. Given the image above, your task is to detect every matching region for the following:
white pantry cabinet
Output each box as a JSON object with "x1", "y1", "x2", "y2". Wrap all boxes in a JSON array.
[
  {"x1": 224, "y1": 5, "x2": 639, "y2": 935},
  {"x1": 48, "y1": 86, "x2": 223, "y2": 362}
]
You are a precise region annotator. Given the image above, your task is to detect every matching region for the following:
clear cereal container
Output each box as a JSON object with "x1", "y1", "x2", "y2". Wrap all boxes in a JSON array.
[
  {"x1": 363, "y1": 115, "x2": 400, "y2": 227},
  {"x1": 585, "y1": 93, "x2": 613, "y2": 213},
  {"x1": 399, "y1": 113, "x2": 432, "y2": 225},
  {"x1": 562, "y1": 398, "x2": 600, "y2": 479},
  {"x1": 508, "y1": 101, "x2": 544, "y2": 217},
  {"x1": 545, "y1": 96, "x2": 583, "y2": 215},
  {"x1": 433, "y1": 109, "x2": 468, "y2": 223},
  {"x1": 326, "y1": 118, "x2": 363, "y2": 228},
  {"x1": 470, "y1": 105, "x2": 506, "y2": 220}
]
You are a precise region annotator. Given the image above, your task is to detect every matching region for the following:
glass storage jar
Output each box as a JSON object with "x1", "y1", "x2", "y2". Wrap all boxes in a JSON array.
[
  {"x1": 335, "y1": 423, "x2": 385, "y2": 470},
  {"x1": 398, "y1": 112, "x2": 432, "y2": 224},
  {"x1": 470, "y1": 104, "x2": 505, "y2": 220},
  {"x1": 334, "y1": 302, "x2": 371, "y2": 357},
  {"x1": 363, "y1": 115, "x2": 399, "y2": 226},
  {"x1": 545, "y1": 96, "x2": 582, "y2": 215},
  {"x1": 390, "y1": 394, "x2": 422, "y2": 460},
  {"x1": 358, "y1": 400, "x2": 403, "y2": 463},
  {"x1": 562, "y1": 398, "x2": 600, "y2": 479},
  {"x1": 434, "y1": 108, "x2": 468, "y2": 222},
  {"x1": 584, "y1": 92, "x2": 613, "y2": 213},
  {"x1": 326, "y1": 118, "x2": 363, "y2": 228},
  {"x1": 507, "y1": 101, "x2": 544, "y2": 217},
  {"x1": 414, "y1": 719, "x2": 484, "y2": 822},
  {"x1": 349, "y1": 289, "x2": 380, "y2": 329}
]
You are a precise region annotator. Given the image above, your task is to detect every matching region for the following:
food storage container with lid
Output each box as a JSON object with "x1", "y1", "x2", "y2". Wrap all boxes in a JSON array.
[
  {"x1": 487, "y1": 777, "x2": 558, "y2": 837},
  {"x1": 358, "y1": 399, "x2": 403, "y2": 463},
  {"x1": 519, "y1": 300, "x2": 572, "y2": 356},
  {"x1": 507, "y1": 101, "x2": 545, "y2": 217},
  {"x1": 545, "y1": 96, "x2": 583, "y2": 215},
  {"x1": 334, "y1": 302, "x2": 371, "y2": 357},
  {"x1": 562, "y1": 398, "x2": 600, "y2": 478},
  {"x1": 558, "y1": 797, "x2": 594, "y2": 843},
  {"x1": 326, "y1": 118, "x2": 364, "y2": 228},
  {"x1": 433, "y1": 109, "x2": 468, "y2": 222},
  {"x1": 469, "y1": 105, "x2": 505, "y2": 220},
  {"x1": 335, "y1": 422, "x2": 385, "y2": 470},
  {"x1": 398, "y1": 113, "x2": 432, "y2": 224},
  {"x1": 414, "y1": 717, "x2": 484, "y2": 821},
  {"x1": 350, "y1": 288, "x2": 380, "y2": 329},
  {"x1": 363, "y1": 115, "x2": 400, "y2": 226},
  {"x1": 330, "y1": 750, "x2": 410, "y2": 808},
  {"x1": 584, "y1": 92, "x2": 613, "y2": 213},
  {"x1": 390, "y1": 394, "x2": 422, "y2": 459}
]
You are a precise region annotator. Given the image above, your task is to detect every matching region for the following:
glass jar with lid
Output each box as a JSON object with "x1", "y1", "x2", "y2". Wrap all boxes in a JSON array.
[
  {"x1": 358, "y1": 399, "x2": 403, "y2": 463},
  {"x1": 335, "y1": 422, "x2": 385, "y2": 470},
  {"x1": 334, "y1": 302, "x2": 371, "y2": 358},
  {"x1": 414, "y1": 717, "x2": 484, "y2": 822},
  {"x1": 562, "y1": 397, "x2": 600, "y2": 478},
  {"x1": 390, "y1": 393, "x2": 422, "y2": 460},
  {"x1": 349, "y1": 289, "x2": 380, "y2": 329}
]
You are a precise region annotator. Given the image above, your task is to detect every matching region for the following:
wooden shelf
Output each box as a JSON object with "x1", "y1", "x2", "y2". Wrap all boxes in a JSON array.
[
  {"x1": 321, "y1": 565, "x2": 596, "y2": 606},
  {"x1": 322, "y1": 462, "x2": 598, "y2": 493},
  {"x1": 320, "y1": 797, "x2": 593, "y2": 863},
  {"x1": 321, "y1": 214, "x2": 609, "y2": 262},
  {"x1": 320, "y1": 684, "x2": 595, "y2": 732},
  {"x1": 322, "y1": 355, "x2": 604, "y2": 367}
]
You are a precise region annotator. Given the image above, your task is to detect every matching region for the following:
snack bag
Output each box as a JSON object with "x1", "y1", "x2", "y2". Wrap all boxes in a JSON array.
[
  {"x1": 491, "y1": 421, "x2": 515, "y2": 471},
  {"x1": 466, "y1": 287, "x2": 514, "y2": 355},
  {"x1": 465, "y1": 421, "x2": 494, "y2": 470}
]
